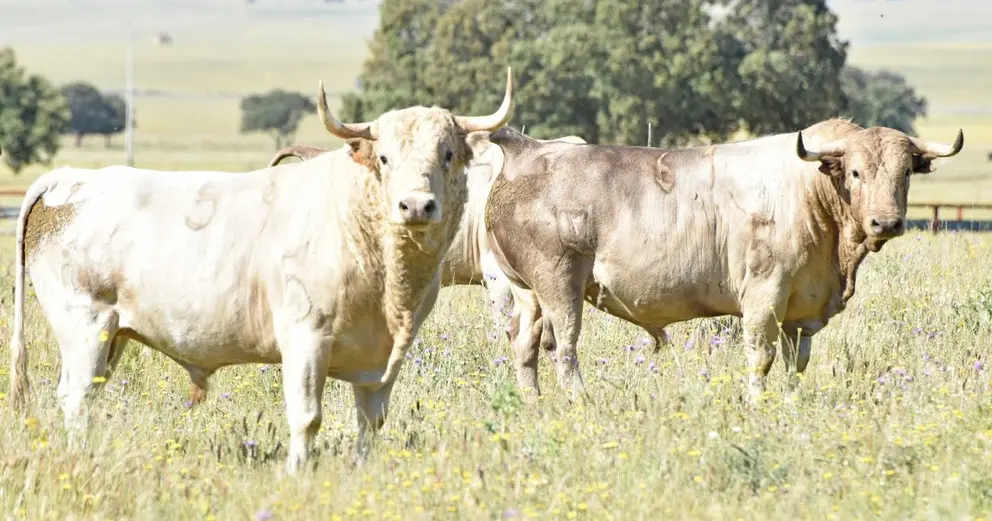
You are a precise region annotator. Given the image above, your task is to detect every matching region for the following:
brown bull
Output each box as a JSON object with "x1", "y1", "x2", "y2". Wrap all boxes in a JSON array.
[{"x1": 483, "y1": 119, "x2": 963, "y2": 399}]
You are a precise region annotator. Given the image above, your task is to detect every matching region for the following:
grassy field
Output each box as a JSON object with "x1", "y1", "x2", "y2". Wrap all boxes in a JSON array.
[
  {"x1": 2, "y1": 1, "x2": 992, "y2": 519},
  {"x1": 2, "y1": 231, "x2": 992, "y2": 520}
]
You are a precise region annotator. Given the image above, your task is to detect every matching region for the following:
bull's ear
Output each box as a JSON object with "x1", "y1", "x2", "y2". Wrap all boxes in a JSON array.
[
  {"x1": 346, "y1": 138, "x2": 379, "y2": 173},
  {"x1": 465, "y1": 130, "x2": 493, "y2": 160},
  {"x1": 818, "y1": 157, "x2": 844, "y2": 178},
  {"x1": 912, "y1": 154, "x2": 936, "y2": 175}
]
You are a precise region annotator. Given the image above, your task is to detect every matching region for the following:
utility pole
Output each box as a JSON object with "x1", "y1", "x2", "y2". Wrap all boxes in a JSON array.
[
  {"x1": 647, "y1": 122, "x2": 652, "y2": 147},
  {"x1": 124, "y1": 28, "x2": 135, "y2": 167},
  {"x1": 521, "y1": 124, "x2": 526, "y2": 135}
]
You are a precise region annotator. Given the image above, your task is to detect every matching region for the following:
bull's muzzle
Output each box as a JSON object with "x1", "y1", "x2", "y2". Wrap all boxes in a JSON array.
[
  {"x1": 867, "y1": 215, "x2": 905, "y2": 238},
  {"x1": 395, "y1": 192, "x2": 441, "y2": 228}
]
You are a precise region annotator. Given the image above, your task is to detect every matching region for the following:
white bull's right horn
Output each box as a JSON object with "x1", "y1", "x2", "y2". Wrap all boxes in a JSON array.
[
  {"x1": 796, "y1": 131, "x2": 847, "y2": 162},
  {"x1": 316, "y1": 80, "x2": 377, "y2": 140},
  {"x1": 454, "y1": 67, "x2": 514, "y2": 133}
]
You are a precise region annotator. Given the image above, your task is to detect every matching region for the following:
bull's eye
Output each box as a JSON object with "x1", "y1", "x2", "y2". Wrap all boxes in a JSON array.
[
  {"x1": 851, "y1": 170, "x2": 860, "y2": 180},
  {"x1": 444, "y1": 150, "x2": 454, "y2": 163},
  {"x1": 379, "y1": 155, "x2": 388, "y2": 165}
]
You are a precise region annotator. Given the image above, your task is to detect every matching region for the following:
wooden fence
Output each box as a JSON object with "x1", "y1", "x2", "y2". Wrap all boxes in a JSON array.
[{"x1": 3, "y1": 190, "x2": 992, "y2": 234}]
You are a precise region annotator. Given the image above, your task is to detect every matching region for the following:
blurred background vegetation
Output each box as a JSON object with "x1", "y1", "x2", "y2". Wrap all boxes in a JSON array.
[{"x1": 0, "y1": 0, "x2": 990, "y2": 209}]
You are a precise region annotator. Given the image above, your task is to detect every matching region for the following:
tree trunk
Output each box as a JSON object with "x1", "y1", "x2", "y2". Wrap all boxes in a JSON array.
[
  {"x1": 75, "y1": 133, "x2": 84, "y2": 147},
  {"x1": 275, "y1": 134, "x2": 283, "y2": 150},
  {"x1": 104, "y1": 134, "x2": 112, "y2": 149}
]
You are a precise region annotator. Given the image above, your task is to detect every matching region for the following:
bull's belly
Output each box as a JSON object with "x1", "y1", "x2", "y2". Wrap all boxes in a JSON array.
[
  {"x1": 119, "y1": 309, "x2": 282, "y2": 369},
  {"x1": 585, "y1": 264, "x2": 739, "y2": 327}
]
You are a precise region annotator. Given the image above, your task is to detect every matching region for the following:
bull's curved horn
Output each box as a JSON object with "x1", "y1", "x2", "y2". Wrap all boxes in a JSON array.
[
  {"x1": 796, "y1": 131, "x2": 847, "y2": 162},
  {"x1": 910, "y1": 129, "x2": 964, "y2": 158},
  {"x1": 454, "y1": 66, "x2": 514, "y2": 133},
  {"x1": 316, "y1": 80, "x2": 377, "y2": 140},
  {"x1": 267, "y1": 145, "x2": 331, "y2": 167}
]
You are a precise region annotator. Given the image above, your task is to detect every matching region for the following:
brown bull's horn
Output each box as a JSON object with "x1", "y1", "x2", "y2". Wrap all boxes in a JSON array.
[
  {"x1": 268, "y1": 145, "x2": 331, "y2": 167},
  {"x1": 796, "y1": 131, "x2": 847, "y2": 162},
  {"x1": 910, "y1": 129, "x2": 964, "y2": 158},
  {"x1": 454, "y1": 66, "x2": 514, "y2": 133},
  {"x1": 317, "y1": 80, "x2": 377, "y2": 140}
]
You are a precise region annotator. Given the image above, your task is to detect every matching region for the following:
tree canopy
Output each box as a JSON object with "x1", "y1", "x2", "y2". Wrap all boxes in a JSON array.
[
  {"x1": 0, "y1": 48, "x2": 70, "y2": 174},
  {"x1": 340, "y1": 0, "x2": 926, "y2": 146},
  {"x1": 61, "y1": 81, "x2": 130, "y2": 148},
  {"x1": 841, "y1": 66, "x2": 928, "y2": 135},
  {"x1": 240, "y1": 90, "x2": 317, "y2": 149}
]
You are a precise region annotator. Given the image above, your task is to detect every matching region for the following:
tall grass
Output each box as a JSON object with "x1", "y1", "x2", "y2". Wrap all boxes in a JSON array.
[{"x1": 1, "y1": 231, "x2": 991, "y2": 520}]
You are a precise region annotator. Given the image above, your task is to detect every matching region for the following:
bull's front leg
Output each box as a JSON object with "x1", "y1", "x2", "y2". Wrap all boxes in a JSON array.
[
  {"x1": 352, "y1": 379, "x2": 397, "y2": 464},
  {"x1": 780, "y1": 323, "x2": 816, "y2": 400},
  {"x1": 481, "y1": 253, "x2": 514, "y2": 341},
  {"x1": 505, "y1": 285, "x2": 543, "y2": 399},
  {"x1": 740, "y1": 277, "x2": 789, "y2": 402},
  {"x1": 781, "y1": 324, "x2": 814, "y2": 376},
  {"x1": 278, "y1": 325, "x2": 331, "y2": 475}
]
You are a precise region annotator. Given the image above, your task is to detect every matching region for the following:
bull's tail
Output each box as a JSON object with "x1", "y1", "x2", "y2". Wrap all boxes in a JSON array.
[
  {"x1": 267, "y1": 145, "x2": 331, "y2": 167},
  {"x1": 9, "y1": 180, "x2": 50, "y2": 411}
]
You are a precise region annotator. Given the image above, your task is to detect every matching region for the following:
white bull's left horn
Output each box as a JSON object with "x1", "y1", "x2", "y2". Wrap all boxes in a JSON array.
[
  {"x1": 316, "y1": 80, "x2": 377, "y2": 140},
  {"x1": 796, "y1": 131, "x2": 847, "y2": 162},
  {"x1": 910, "y1": 129, "x2": 964, "y2": 158},
  {"x1": 454, "y1": 66, "x2": 514, "y2": 133}
]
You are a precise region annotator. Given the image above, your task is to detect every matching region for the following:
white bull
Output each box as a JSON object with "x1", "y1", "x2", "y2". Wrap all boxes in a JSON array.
[{"x1": 8, "y1": 69, "x2": 515, "y2": 473}]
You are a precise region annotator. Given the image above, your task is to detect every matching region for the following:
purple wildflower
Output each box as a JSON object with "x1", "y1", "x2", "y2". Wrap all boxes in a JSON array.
[
  {"x1": 922, "y1": 352, "x2": 932, "y2": 362},
  {"x1": 648, "y1": 362, "x2": 659, "y2": 374},
  {"x1": 975, "y1": 360, "x2": 985, "y2": 372},
  {"x1": 440, "y1": 334, "x2": 450, "y2": 341},
  {"x1": 911, "y1": 327, "x2": 923, "y2": 335},
  {"x1": 893, "y1": 368, "x2": 907, "y2": 377},
  {"x1": 220, "y1": 392, "x2": 232, "y2": 399},
  {"x1": 494, "y1": 356, "x2": 508, "y2": 366},
  {"x1": 710, "y1": 336, "x2": 724, "y2": 346},
  {"x1": 120, "y1": 379, "x2": 128, "y2": 386},
  {"x1": 414, "y1": 357, "x2": 423, "y2": 367},
  {"x1": 504, "y1": 507, "x2": 520, "y2": 519},
  {"x1": 259, "y1": 365, "x2": 269, "y2": 373},
  {"x1": 255, "y1": 509, "x2": 273, "y2": 521},
  {"x1": 598, "y1": 357, "x2": 609, "y2": 365},
  {"x1": 183, "y1": 400, "x2": 193, "y2": 409},
  {"x1": 699, "y1": 368, "x2": 710, "y2": 380},
  {"x1": 684, "y1": 339, "x2": 695, "y2": 350},
  {"x1": 634, "y1": 355, "x2": 646, "y2": 366},
  {"x1": 639, "y1": 337, "x2": 652, "y2": 346},
  {"x1": 244, "y1": 440, "x2": 258, "y2": 448},
  {"x1": 40, "y1": 377, "x2": 51, "y2": 385}
]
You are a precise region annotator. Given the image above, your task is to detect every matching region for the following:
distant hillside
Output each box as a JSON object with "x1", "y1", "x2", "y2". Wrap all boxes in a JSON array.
[{"x1": 0, "y1": 0, "x2": 989, "y2": 48}]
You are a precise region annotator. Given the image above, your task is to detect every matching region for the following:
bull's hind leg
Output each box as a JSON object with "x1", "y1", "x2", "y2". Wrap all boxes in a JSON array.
[{"x1": 48, "y1": 306, "x2": 120, "y2": 440}]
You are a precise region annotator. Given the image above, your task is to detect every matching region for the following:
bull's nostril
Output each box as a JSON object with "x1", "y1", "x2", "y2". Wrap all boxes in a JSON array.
[
  {"x1": 870, "y1": 218, "x2": 881, "y2": 229},
  {"x1": 894, "y1": 218, "x2": 904, "y2": 229},
  {"x1": 399, "y1": 201, "x2": 409, "y2": 213},
  {"x1": 424, "y1": 200, "x2": 436, "y2": 215}
]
